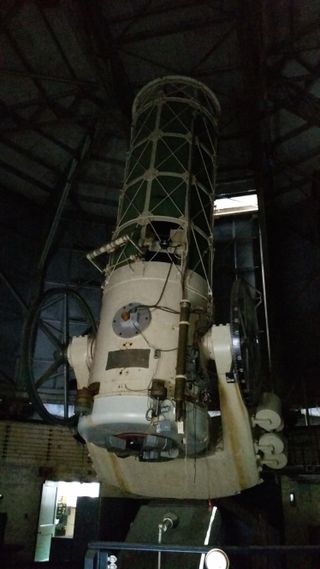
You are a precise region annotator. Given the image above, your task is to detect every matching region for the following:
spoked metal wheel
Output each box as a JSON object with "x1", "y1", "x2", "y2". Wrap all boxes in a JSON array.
[
  {"x1": 23, "y1": 287, "x2": 97, "y2": 425},
  {"x1": 230, "y1": 279, "x2": 261, "y2": 407}
]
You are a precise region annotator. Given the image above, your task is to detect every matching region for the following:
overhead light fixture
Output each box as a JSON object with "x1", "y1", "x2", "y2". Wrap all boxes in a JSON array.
[
  {"x1": 205, "y1": 548, "x2": 230, "y2": 569},
  {"x1": 214, "y1": 193, "x2": 258, "y2": 217}
]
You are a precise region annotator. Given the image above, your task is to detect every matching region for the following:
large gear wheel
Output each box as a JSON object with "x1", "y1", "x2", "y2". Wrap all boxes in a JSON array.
[
  {"x1": 230, "y1": 279, "x2": 261, "y2": 406},
  {"x1": 22, "y1": 287, "x2": 96, "y2": 426}
]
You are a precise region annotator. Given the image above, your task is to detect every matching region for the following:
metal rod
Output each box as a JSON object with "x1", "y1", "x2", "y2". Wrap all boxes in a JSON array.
[
  {"x1": 63, "y1": 291, "x2": 69, "y2": 420},
  {"x1": 303, "y1": 382, "x2": 311, "y2": 427},
  {"x1": 258, "y1": 226, "x2": 272, "y2": 378},
  {"x1": 0, "y1": 98, "x2": 76, "y2": 154},
  {"x1": 0, "y1": 68, "x2": 99, "y2": 87},
  {"x1": 4, "y1": 27, "x2": 61, "y2": 119},
  {"x1": 0, "y1": 0, "x2": 25, "y2": 34},
  {"x1": 157, "y1": 523, "x2": 163, "y2": 569},
  {"x1": 0, "y1": 270, "x2": 28, "y2": 312},
  {"x1": 38, "y1": 133, "x2": 91, "y2": 272},
  {"x1": 88, "y1": 541, "x2": 320, "y2": 555},
  {"x1": 232, "y1": 218, "x2": 238, "y2": 278},
  {"x1": 174, "y1": 299, "x2": 191, "y2": 421},
  {"x1": 0, "y1": 157, "x2": 53, "y2": 194},
  {"x1": 0, "y1": 135, "x2": 59, "y2": 174},
  {"x1": 120, "y1": 17, "x2": 235, "y2": 44},
  {"x1": 5, "y1": 88, "x2": 81, "y2": 111},
  {"x1": 107, "y1": 0, "x2": 219, "y2": 25}
]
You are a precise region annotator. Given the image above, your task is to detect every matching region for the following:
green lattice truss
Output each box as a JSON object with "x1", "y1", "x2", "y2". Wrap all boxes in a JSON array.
[{"x1": 109, "y1": 77, "x2": 220, "y2": 295}]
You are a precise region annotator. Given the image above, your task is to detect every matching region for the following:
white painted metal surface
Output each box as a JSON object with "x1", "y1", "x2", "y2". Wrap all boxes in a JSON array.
[
  {"x1": 78, "y1": 324, "x2": 262, "y2": 498},
  {"x1": 78, "y1": 261, "x2": 210, "y2": 460}
]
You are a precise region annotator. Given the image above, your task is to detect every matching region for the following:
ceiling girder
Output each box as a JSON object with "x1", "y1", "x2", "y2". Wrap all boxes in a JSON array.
[
  {"x1": 90, "y1": 155, "x2": 124, "y2": 167},
  {"x1": 37, "y1": 134, "x2": 92, "y2": 274},
  {"x1": 119, "y1": 16, "x2": 234, "y2": 45},
  {"x1": 272, "y1": 177, "x2": 310, "y2": 198},
  {"x1": 271, "y1": 122, "x2": 312, "y2": 150},
  {"x1": 3, "y1": 88, "x2": 81, "y2": 112},
  {"x1": 2, "y1": 14, "x2": 105, "y2": 128},
  {"x1": 0, "y1": 98, "x2": 77, "y2": 155},
  {"x1": 235, "y1": 0, "x2": 277, "y2": 385},
  {"x1": 0, "y1": 156, "x2": 53, "y2": 194},
  {"x1": 270, "y1": 76, "x2": 320, "y2": 128},
  {"x1": 0, "y1": 67, "x2": 100, "y2": 89},
  {"x1": 0, "y1": 0, "x2": 25, "y2": 35},
  {"x1": 119, "y1": 47, "x2": 181, "y2": 75},
  {"x1": 72, "y1": 190, "x2": 118, "y2": 208},
  {"x1": 267, "y1": 16, "x2": 320, "y2": 62},
  {"x1": 34, "y1": 1, "x2": 107, "y2": 111},
  {"x1": 189, "y1": 24, "x2": 235, "y2": 74},
  {"x1": 80, "y1": 0, "x2": 133, "y2": 121},
  {"x1": 0, "y1": 135, "x2": 60, "y2": 174},
  {"x1": 275, "y1": 142, "x2": 320, "y2": 173},
  {"x1": 106, "y1": 0, "x2": 226, "y2": 26},
  {"x1": 4, "y1": 27, "x2": 62, "y2": 120},
  {"x1": 35, "y1": 0, "x2": 80, "y2": 83},
  {"x1": 235, "y1": 0, "x2": 269, "y2": 181},
  {"x1": 115, "y1": 0, "x2": 153, "y2": 42}
]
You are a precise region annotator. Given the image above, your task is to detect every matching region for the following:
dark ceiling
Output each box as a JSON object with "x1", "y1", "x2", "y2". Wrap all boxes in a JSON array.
[{"x1": 0, "y1": 0, "x2": 319, "y2": 410}]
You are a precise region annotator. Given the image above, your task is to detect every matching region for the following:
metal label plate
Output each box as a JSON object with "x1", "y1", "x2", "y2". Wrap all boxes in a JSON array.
[{"x1": 106, "y1": 349, "x2": 150, "y2": 370}]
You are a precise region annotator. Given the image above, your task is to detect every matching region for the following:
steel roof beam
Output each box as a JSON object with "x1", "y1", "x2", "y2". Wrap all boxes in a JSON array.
[
  {"x1": 0, "y1": 120, "x2": 78, "y2": 141},
  {"x1": 0, "y1": 68, "x2": 100, "y2": 88},
  {"x1": 190, "y1": 24, "x2": 236, "y2": 74},
  {"x1": 271, "y1": 122, "x2": 313, "y2": 150},
  {"x1": 115, "y1": 0, "x2": 153, "y2": 41},
  {"x1": 36, "y1": 1, "x2": 81, "y2": 83},
  {"x1": 37, "y1": 134, "x2": 92, "y2": 274},
  {"x1": 119, "y1": 17, "x2": 235, "y2": 44},
  {"x1": 4, "y1": 27, "x2": 62, "y2": 119},
  {"x1": 106, "y1": 1, "x2": 225, "y2": 26},
  {"x1": 35, "y1": 1, "x2": 106, "y2": 112},
  {"x1": 80, "y1": 0, "x2": 133, "y2": 120},
  {"x1": 0, "y1": 104, "x2": 116, "y2": 135},
  {"x1": 119, "y1": 47, "x2": 181, "y2": 75},
  {"x1": 0, "y1": 98, "x2": 89, "y2": 155},
  {"x1": 2, "y1": 87, "x2": 85, "y2": 112},
  {"x1": 272, "y1": 177, "x2": 311, "y2": 198},
  {"x1": 73, "y1": 191, "x2": 118, "y2": 208},
  {"x1": 76, "y1": 179, "x2": 121, "y2": 194},
  {"x1": 90, "y1": 155, "x2": 124, "y2": 167},
  {"x1": 235, "y1": 0, "x2": 275, "y2": 382},
  {"x1": 275, "y1": 142, "x2": 320, "y2": 172},
  {"x1": 0, "y1": 157, "x2": 53, "y2": 194},
  {"x1": 0, "y1": 270, "x2": 28, "y2": 313},
  {"x1": 270, "y1": 78, "x2": 320, "y2": 128},
  {"x1": 267, "y1": 17, "x2": 320, "y2": 60},
  {"x1": 3, "y1": 25, "x2": 104, "y2": 125},
  {"x1": 0, "y1": 135, "x2": 61, "y2": 174},
  {"x1": 0, "y1": 0, "x2": 25, "y2": 34}
]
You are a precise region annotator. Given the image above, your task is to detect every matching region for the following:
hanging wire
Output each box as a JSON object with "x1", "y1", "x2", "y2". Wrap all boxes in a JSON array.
[{"x1": 191, "y1": 224, "x2": 212, "y2": 296}]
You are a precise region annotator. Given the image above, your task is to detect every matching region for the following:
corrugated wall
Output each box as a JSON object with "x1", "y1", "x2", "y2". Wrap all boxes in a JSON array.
[
  {"x1": 0, "y1": 420, "x2": 97, "y2": 564},
  {"x1": 0, "y1": 420, "x2": 95, "y2": 480}
]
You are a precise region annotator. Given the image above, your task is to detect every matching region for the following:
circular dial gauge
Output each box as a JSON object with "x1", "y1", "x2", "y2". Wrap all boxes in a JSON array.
[{"x1": 112, "y1": 303, "x2": 151, "y2": 338}]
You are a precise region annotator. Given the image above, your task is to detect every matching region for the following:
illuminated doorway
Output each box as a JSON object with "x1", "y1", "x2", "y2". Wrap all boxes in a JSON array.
[{"x1": 34, "y1": 480, "x2": 100, "y2": 562}]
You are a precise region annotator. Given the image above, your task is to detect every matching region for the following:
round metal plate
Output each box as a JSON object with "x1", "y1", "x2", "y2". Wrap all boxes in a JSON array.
[{"x1": 112, "y1": 302, "x2": 151, "y2": 338}]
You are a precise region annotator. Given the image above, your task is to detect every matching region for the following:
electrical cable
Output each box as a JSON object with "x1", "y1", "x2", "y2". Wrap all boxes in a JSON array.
[
  {"x1": 147, "y1": 261, "x2": 174, "y2": 308},
  {"x1": 132, "y1": 321, "x2": 178, "y2": 352}
]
